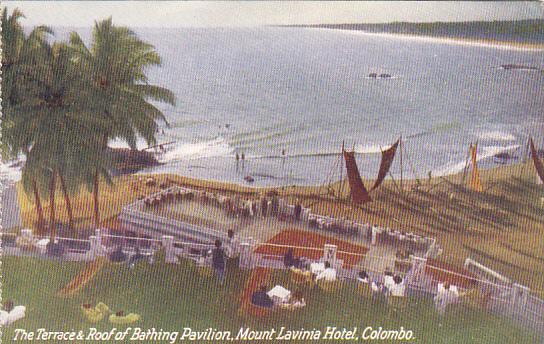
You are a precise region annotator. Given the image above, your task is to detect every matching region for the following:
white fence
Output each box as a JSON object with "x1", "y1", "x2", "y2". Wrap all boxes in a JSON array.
[{"x1": 120, "y1": 186, "x2": 437, "y2": 258}]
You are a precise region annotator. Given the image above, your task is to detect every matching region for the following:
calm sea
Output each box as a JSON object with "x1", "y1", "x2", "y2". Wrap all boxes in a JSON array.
[{"x1": 3, "y1": 27, "x2": 544, "y2": 186}]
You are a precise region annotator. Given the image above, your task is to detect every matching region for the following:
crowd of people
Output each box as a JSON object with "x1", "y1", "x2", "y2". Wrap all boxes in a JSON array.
[
  {"x1": 269, "y1": 249, "x2": 462, "y2": 318},
  {"x1": 142, "y1": 186, "x2": 194, "y2": 207},
  {"x1": 142, "y1": 186, "x2": 306, "y2": 224},
  {"x1": 248, "y1": 258, "x2": 410, "y2": 314}
]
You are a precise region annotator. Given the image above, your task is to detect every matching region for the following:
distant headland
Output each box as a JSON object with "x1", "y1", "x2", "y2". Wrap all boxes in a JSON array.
[{"x1": 277, "y1": 20, "x2": 544, "y2": 51}]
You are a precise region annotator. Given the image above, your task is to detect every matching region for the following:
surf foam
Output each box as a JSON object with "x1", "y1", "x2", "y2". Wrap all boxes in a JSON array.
[
  {"x1": 159, "y1": 137, "x2": 233, "y2": 163},
  {"x1": 477, "y1": 131, "x2": 517, "y2": 142},
  {"x1": 433, "y1": 144, "x2": 520, "y2": 176}
]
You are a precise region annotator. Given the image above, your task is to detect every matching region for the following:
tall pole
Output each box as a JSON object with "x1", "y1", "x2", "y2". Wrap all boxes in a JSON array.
[
  {"x1": 400, "y1": 136, "x2": 404, "y2": 193},
  {"x1": 519, "y1": 136, "x2": 530, "y2": 179},
  {"x1": 461, "y1": 143, "x2": 472, "y2": 186},
  {"x1": 339, "y1": 141, "x2": 345, "y2": 200}
]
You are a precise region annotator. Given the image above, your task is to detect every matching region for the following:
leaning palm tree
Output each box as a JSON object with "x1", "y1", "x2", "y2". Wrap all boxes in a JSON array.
[
  {"x1": 1, "y1": 7, "x2": 53, "y2": 229},
  {"x1": 69, "y1": 18, "x2": 176, "y2": 227}
]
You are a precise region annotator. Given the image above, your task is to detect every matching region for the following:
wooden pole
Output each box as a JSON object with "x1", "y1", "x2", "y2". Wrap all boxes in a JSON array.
[
  {"x1": 400, "y1": 136, "x2": 404, "y2": 193},
  {"x1": 388, "y1": 171, "x2": 402, "y2": 194},
  {"x1": 519, "y1": 136, "x2": 530, "y2": 179},
  {"x1": 461, "y1": 143, "x2": 472, "y2": 186},
  {"x1": 403, "y1": 139, "x2": 422, "y2": 187},
  {"x1": 339, "y1": 141, "x2": 345, "y2": 200}
]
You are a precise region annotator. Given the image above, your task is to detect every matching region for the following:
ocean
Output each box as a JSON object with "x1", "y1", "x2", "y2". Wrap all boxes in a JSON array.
[{"x1": 2, "y1": 27, "x2": 544, "y2": 186}]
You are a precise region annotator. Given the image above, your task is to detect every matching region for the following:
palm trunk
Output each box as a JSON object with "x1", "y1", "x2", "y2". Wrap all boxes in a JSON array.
[
  {"x1": 93, "y1": 169, "x2": 100, "y2": 228},
  {"x1": 31, "y1": 178, "x2": 45, "y2": 232},
  {"x1": 93, "y1": 133, "x2": 109, "y2": 228},
  {"x1": 58, "y1": 171, "x2": 74, "y2": 229},
  {"x1": 49, "y1": 171, "x2": 57, "y2": 241}
]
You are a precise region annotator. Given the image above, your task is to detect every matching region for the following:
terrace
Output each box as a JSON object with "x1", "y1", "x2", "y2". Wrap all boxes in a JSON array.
[{"x1": 118, "y1": 186, "x2": 433, "y2": 275}]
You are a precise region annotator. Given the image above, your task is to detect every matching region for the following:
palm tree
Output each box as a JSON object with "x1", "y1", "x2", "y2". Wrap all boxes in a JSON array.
[
  {"x1": 12, "y1": 41, "x2": 96, "y2": 238},
  {"x1": 1, "y1": 7, "x2": 53, "y2": 230},
  {"x1": 69, "y1": 18, "x2": 175, "y2": 227}
]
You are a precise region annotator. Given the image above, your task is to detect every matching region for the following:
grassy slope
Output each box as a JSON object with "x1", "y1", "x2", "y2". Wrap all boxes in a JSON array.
[
  {"x1": 2, "y1": 255, "x2": 538, "y2": 343},
  {"x1": 16, "y1": 163, "x2": 544, "y2": 291}
]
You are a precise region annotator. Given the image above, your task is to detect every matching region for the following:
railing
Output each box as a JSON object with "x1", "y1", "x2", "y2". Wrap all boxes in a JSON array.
[
  {"x1": 464, "y1": 257, "x2": 511, "y2": 286},
  {"x1": 120, "y1": 185, "x2": 437, "y2": 259}
]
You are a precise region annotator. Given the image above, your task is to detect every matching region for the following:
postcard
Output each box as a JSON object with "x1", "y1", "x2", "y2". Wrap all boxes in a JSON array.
[{"x1": 1, "y1": 1, "x2": 543, "y2": 343}]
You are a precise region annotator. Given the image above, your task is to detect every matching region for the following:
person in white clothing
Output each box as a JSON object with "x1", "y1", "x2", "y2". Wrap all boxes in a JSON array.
[
  {"x1": 383, "y1": 271, "x2": 395, "y2": 292},
  {"x1": 389, "y1": 275, "x2": 405, "y2": 297},
  {"x1": 225, "y1": 230, "x2": 240, "y2": 259},
  {"x1": 247, "y1": 199, "x2": 254, "y2": 216},
  {"x1": 434, "y1": 282, "x2": 459, "y2": 316},
  {"x1": 316, "y1": 261, "x2": 337, "y2": 282},
  {"x1": 280, "y1": 289, "x2": 306, "y2": 310},
  {"x1": 0, "y1": 300, "x2": 26, "y2": 326}
]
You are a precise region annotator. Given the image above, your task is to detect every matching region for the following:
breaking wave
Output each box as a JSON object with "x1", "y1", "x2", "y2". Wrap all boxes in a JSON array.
[
  {"x1": 433, "y1": 144, "x2": 520, "y2": 176},
  {"x1": 477, "y1": 130, "x2": 517, "y2": 142},
  {"x1": 159, "y1": 137, "x2": 233, "y2": 163}
]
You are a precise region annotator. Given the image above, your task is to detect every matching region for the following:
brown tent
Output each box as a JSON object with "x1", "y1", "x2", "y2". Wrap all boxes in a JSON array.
[
  {"x1": 371, "y1": 139, "x2": 400, "y2": 191},
  {"x1": 342, "y1": 149, "x2": 372, "y2": 204}
]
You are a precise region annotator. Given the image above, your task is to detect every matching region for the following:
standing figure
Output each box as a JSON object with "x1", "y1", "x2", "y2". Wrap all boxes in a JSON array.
[
  {"x1": 252, "y1": 199, "x2": 258, "y2": 216},
  {"x1": 294, "y1": 199, "x2": 302, "y2": 221},
  {"x1": 270, "y1": 194, "x2": 279, "y2": 216},
  {"x1": 434, "y1": 282, "x2": 459, "y2": 317},
  {"x1": 212, "y1": 240, "x2": 227, "y2": 285},
  {"x1": 247, "y1": 198, "x2": 254, "y2": 217},
  {"x1": 261, "y1": 196, "x2": 268, "y2": 217},
  {"x1": 225, "y1": 230, "x2": 240, "y2": 259}
]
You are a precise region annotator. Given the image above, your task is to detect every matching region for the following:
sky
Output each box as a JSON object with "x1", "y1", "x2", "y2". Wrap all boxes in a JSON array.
[{"x1": 3, "y1": 1, "x2": 544, "y2": 28}]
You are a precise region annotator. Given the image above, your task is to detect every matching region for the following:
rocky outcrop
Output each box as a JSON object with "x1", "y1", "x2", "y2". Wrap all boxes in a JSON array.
[
  {"x1": 106, "y1": 148, "x2": 160, "y2": 175},
  {"x1": 500, "y1": 64, "x2": 540, "y2": 71}
]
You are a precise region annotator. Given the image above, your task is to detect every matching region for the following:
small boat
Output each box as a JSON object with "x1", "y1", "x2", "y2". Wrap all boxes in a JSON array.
[{"x1": 244, "y1": 175, "x2": 255, "y2": 183}]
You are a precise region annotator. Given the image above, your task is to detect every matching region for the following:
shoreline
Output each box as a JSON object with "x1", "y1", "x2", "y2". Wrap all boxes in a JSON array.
[
  {"x1": 0, "y1": 152, "x2": 524, "y2": 189},
  {"x1": 309, "y1": 27, "x2": 544, "y2": 52}
]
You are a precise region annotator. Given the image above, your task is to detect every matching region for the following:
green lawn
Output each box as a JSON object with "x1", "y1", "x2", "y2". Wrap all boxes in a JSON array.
[{"x1": 2, "y1": 255, "x2": 539, "y2": 343}]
